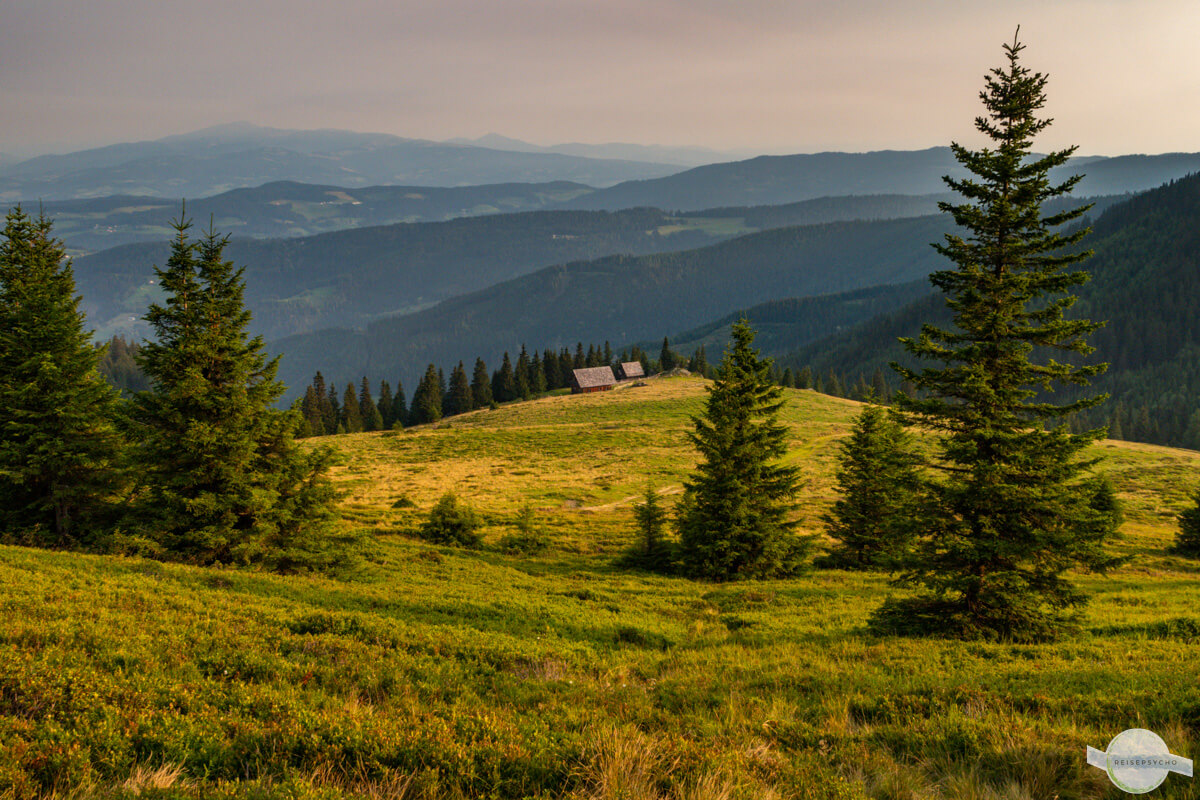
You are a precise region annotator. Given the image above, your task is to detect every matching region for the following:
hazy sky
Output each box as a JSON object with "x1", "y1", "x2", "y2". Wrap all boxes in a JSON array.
[{"x1": 3, "y1": 0, "x2": 1197, "y2": 158}]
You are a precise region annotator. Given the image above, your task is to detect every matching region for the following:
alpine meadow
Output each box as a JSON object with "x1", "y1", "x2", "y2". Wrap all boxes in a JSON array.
[{"x1": 3, "y1": 17, "x2": 1200, "y2": 800}]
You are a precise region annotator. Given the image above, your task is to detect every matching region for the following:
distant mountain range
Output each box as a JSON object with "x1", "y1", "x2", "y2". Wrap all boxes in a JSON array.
[
  {"x1": 445, "y1": 134, "x2": 751, "y2": 167},
  {"x1": 0, "y1": 123, "x2": 683, "y2": 201},
  {"x1": 562, "y1": 148, "x2": 1200, "y2": 211}
]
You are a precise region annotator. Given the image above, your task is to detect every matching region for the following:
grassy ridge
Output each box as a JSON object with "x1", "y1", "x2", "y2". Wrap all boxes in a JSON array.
[{"x1": 2, "y1": 378, "x2": 1199, "y2": 799}]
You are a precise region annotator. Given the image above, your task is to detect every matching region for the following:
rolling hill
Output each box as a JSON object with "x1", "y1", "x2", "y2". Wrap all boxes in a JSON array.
[{"x1": 1, "y1": 379, "x2": 1196, "y2": 798}]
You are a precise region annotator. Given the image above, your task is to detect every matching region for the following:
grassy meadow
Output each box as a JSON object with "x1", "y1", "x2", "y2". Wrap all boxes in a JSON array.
[{"x1": 2, "y1": 376, "x2": 1199, "y2": 799}]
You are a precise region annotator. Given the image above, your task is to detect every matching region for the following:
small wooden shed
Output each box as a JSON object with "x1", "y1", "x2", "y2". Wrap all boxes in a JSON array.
[
  {"x1": 570, "y1": 366, "x2": 617, "y2": 394},
  {"x1": 616, "y1": 361, "x2": 645, "y2": 381}
]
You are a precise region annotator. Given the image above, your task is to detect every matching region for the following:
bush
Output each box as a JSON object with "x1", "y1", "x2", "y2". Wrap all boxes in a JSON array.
[
  {"x1": 498, "y1": 503, "x2": 550, "y2": 555},
  {"x1": 418, "y1": 492, "x2": 483, "y2": 548}
]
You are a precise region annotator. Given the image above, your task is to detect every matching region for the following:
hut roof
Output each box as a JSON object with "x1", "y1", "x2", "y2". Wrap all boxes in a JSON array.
[
  {"x1": 619, "y1": 361, "x2": 645, "y2": 379},
  {"x1": 572, "y1": 366, "x2": 617, "y2": 388}
]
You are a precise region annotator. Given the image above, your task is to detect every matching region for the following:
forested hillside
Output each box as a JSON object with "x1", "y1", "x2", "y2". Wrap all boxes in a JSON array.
[
  {"x1": 72, "y1": 208, "x2": 728, "y2": 341},
  {"x1": 270, "y1": 214, "x2": 961, "y2": 392},
  {"x1": 787, "y1": 172, "x2": 1200, "y2": 448}
]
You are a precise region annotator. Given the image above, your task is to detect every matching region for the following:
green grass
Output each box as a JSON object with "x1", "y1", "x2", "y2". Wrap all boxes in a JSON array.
[{"x1": 1, "y1": 377, "x2": 1198, "y2": 799}]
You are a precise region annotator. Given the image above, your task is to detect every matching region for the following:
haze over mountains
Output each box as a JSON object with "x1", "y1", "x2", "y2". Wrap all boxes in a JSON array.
[
  {"x1": 13, "y1": 123, "x2": 1200, "y2": 447},
  {"x1": 0, "y1": 123, "x2": 683, "y2": 202}
]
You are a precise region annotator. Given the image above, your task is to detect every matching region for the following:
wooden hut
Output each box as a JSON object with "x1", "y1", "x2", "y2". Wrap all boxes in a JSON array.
[
  {"x1": 616, "y1": 361, "x2": 645, "y2": 381},
  {"x1": 570, "y1": 366, "x2": 617, "y2": 394}
]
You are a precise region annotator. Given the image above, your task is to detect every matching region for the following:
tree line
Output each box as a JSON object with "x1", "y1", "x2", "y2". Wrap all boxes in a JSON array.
[{"x1": 293, "y1": 338, "x2": 714, "y2": 436}]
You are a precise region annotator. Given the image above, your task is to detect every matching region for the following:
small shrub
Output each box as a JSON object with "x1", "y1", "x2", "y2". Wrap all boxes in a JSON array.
[
  {"x1": 418, "y1": 492, "x2": 483, "y2": 548},
  {"x1": 390, "y1": 495, "x2": 416, "y2": 509},
  {"x1": 498, "y1": 503, "x2": 551, "y2": 555}
]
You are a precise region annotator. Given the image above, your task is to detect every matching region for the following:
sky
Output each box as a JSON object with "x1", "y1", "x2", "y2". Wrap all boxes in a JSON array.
[{"x1": 2, "y1": 0, "x2": 1198, "y2": 158}]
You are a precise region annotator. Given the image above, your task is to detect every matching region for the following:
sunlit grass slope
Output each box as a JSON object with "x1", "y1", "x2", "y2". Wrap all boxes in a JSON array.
[{"x1": 2, "y1": 377, "x2": 1199, "y2": 799}]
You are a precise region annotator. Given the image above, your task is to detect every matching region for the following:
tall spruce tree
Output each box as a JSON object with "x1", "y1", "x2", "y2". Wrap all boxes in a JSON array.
[
  {"x1": 359, "y1": 376, "x2": 383, "y2": 432},
  {"x1": 822, "y1": 404, "x2": 920, "y2": 570},
  {"x1": 877, "y1": 34, "x2": 1122, "y2": 640},
  {"x1": 378, "y1": 380, "x2": 395, "y2": 429},
  {"x1": 471, "y1": 358, "x2": 493, "y2": 408},
  {"x1": 445, "y1": 361, "x2": 474, "y2": 416},
  {"x1": 391, "y1": 380, "x2": 407, "y2": 429},
  {"x1": 676, "y1": 319, "x2": 809, "y2": 580},
  {"x1": 341, "y1": 383, "x2": 363, "y2": 433},
  {"x1": 130, "y1": 217, "x2": 351, "y2": 570},
  {"x1": 0, "y1": 207, "x2": 122, "y2": 547},
  {"x1": 409, "y1": 364, "x2": 443, "y2": 425}
]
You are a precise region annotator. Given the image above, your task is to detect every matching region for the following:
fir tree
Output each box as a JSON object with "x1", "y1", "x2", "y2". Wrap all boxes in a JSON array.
[
  {"x1": 822, "y1": 404, "x2": 920, "y2": 570},
  {"x1": 493, "y1": 352, "x2": 517, "y2": 403},
  {"x1": 516, "y1": 346, "x2": 532, "y2": 400},
  {"x1": 359, "y1": 376, "x2": 383, "y2": 432},
  {"x1": 797, "y1": 366, "x2": 812, "y2": 390},
  {"x1": 531, "y1": 356, "x2": 548, "y2": 395},
  {"x1": 559, "y1": 349, "x2": 575, "y2": 386},
  {"x1": 660, "y1": 337, "x2": 676, "y2": 371},
  {"x1": 341, "y1": 383, "x2": 363, "y2": 433},
  {"x1": 409, "y1": 364, "x2": 443, "y2": 425},
  {"x1": 391, "y1": 380, "x2": 407, "y2": 429},
  {"x1": 300, "y1": 386, "x2": 325, "y2": 437},
  {"x1": 542, "y1": 349, "x2": 561, "y2": 391},
  {"x1": 445, "y1": 361, "x2": 474, "y2": 416},
  {"x1": 625, "y1": 484, "x2": 672, "y2": 572},
  {"x1": 471, "y1": 358, "x2": 493, "y2": 408},
  {"x1": 0, "y1": 207, "x2": 123, "y2": 546},
  {"x1": 1173, "y1": 488, "x2": 1200, "y2": 558},
  {"x1": 574, "y1": 343, "x2": 585, "y2": 369},
  {"x1": 676, "y1": 319, "x2": 809, "y2": 580},
  {"x1": 378, "y1": 380, "x2": 395, "y2": 429},
  {"x1": 877, "y1": 34, "x2": 1122, "y2": 640},
  {"x1": 129, "y1": 216, "x2": 352, "y2": 571}
]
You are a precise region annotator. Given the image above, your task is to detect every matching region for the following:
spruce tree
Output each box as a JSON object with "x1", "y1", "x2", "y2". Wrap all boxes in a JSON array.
[
  {"x1": 299, "y1": 386, "x2": 325, "y2": 436},
  {"x1": 129, "y1": 217, "x2": 351, "y2": 571},
  {"x1": 445, "y1": 361, "x2": 474, "y2": 416},
  {"x1": 625, "y1": 484, "x2": 672, "y2": 572},
  {"x1": 542, "y1": 349, "x2": 561, "y2": 391},
  {"x1": 516, "y1": 346, "x2": 532, "y2": 400},
  {"x1": 877, "y1": 34, "x2": 1122, "y2": 640},
  {"x1": 0, "y1": 207, "x2": 122, "y2": 547},
  {"x1": 659, "y1": 337, "x2": 675, "y2": 371},
  {"x1": 359, "y1": 376, "x2": 383, "y2": 432},
  {"x1": 409, "y1": 364, "x2": 443, "y2": 425},
  {"x1": 391, "y1": 380, "x2": 407, "y2": 429},
  {"x1": 493, "y1": 352, "x2": 517, "y2": 403},
  {"x1": 676, "y1": 319, "x2": 809, "y2": 580},
  {"x1": 1174, "y1": 488, "x2": 1200, "y2": 558},
  {"x1": 342, "y1": 383, "x2": 363, "y2": 433},
  {"x1": 378, "y1": 380, "x2": 395, "y2": 429},
  {"x1": 471, "y1": 358, "x2": 493, "y2": 408},
  {"x1": 822, "y1": 404, "x2": 920, "y2": 570}
]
